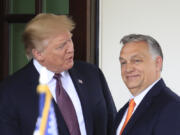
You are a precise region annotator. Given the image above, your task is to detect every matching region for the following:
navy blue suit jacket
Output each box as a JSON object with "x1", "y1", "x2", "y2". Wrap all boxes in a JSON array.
[
  {"x1": 0, "y1": 61, "x2": 117, "y2": 135},
  {"x1": 112, "y1": 79, "x2": 180, "y2": 135}
]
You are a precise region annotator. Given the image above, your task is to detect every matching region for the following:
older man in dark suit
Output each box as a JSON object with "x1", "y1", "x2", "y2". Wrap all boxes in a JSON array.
[
  {"x1": 0, "y1": 13, "x2": 116, "y2": 135},
  {"x1": 113, "y1": 34, "x2": 180, "y2": 135}
]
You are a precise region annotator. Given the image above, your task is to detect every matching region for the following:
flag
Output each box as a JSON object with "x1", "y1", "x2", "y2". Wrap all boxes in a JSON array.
[{"x1": 33, "y1": 67, "x2": 58, "y2": 135}]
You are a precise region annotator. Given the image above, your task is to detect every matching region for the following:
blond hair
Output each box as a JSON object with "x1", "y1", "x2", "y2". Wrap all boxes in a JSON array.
[{"x1": 22, "y1": 13, "x2": 75, "y2": 59}]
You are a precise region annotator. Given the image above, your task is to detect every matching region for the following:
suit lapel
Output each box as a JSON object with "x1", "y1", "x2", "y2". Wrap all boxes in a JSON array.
[
  {"x1": 121, "y1": 79, "x2": 165, "y2": 135},
  {"x1": 122, "y1": 97, "x2": 152, "y2": 135},
  {"x1": 69, "y1": 66, "x2": 93, "y2": 135},
  {"x1": 113, "y1": 102, "x2": 129, "y2": 135}
]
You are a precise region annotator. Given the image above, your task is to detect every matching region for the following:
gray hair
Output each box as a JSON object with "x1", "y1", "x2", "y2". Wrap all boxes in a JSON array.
[{"x1": 120, "y1": 34, "x2": 163, "y2": 61}]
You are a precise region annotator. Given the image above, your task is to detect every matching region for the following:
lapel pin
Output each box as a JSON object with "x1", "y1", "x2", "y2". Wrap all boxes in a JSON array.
[{"x1": 78, "y1": 79, "x2": 83, "y2": 84}]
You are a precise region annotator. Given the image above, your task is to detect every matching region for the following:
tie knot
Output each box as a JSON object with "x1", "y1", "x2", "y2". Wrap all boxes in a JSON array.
[
  {"x1": 53, "y1": 73, "x2": 61, "y2": 80},
  {"x1": 129, "y1": 99, "x2": 136, "y2": 108}
]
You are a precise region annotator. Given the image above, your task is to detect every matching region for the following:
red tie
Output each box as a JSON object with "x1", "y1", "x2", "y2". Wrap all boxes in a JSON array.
[
  {"x1": 54, "y1": 73, "x2": 81, "y2": 135},
  {"x1": 120, "y1": 99, "x2": 136, "y2": 135}
]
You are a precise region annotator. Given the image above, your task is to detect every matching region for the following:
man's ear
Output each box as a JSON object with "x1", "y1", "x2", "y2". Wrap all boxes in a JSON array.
[
  {"x1": 32, "y1": 48, "x2": 44, "y2": 61},
  {"x1": 156, "y1": 56, "x2": 163, "y2": 71}
]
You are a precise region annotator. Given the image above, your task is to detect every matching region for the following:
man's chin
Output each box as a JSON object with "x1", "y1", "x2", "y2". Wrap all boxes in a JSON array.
[
  {"x1": 66, "y1": 62, "x2": 74, "y2": 70},
  {"x1": 126, "y1": 83, "x2": 139, "y2": 90}
]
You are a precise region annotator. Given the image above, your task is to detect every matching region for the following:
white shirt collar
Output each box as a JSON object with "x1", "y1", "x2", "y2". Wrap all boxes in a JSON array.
[
  {"x1": 33, "y1": 59, "x2": 67, "y2": 82},
  {"x1": 131, "y1": 78, "x2": 161, "y2": 110},
  {"x1": 61, "y1": 70, "x2": 68, "y2": 78}
]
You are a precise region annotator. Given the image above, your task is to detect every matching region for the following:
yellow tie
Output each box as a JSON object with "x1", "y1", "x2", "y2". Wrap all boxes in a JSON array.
[{"x1": 120, "y1": 99, "x2": 136, "y2": 135}]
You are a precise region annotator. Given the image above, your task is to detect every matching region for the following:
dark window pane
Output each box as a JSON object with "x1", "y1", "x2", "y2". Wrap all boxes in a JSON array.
[
  {"x1": 9, "y1": 0, "x2": 35, "y2": 14},
  {"x1": 43, "y1": 0, "x2": 69, "y2": 14},
  {"x1": 9, "y1": 24, "x2": 28, "y2": 74}
]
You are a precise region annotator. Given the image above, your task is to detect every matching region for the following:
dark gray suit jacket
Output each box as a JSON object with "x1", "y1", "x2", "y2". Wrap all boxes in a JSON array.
[
  {"x1": 112, "y1": 79, "x2": 180, "y2": 135},
  {"x1": 0, "y1": 60, "x2": 117, "y2": 135}
]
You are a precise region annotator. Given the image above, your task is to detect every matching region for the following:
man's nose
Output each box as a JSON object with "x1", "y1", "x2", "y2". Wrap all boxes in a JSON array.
[{"x1": 125, "y1": 63, "x2": 134, "y2": 73}]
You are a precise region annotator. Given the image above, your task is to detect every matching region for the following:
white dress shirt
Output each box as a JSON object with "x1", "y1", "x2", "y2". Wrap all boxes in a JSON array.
[
  {"x1": 33, "y1": 59, "x2": 87, "y2": 135},
  {"x1": 116, "y1": 79, "x2": 160, "y2": 135}
]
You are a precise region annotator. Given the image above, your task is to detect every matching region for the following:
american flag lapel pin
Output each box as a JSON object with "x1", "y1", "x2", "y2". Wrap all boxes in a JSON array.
[{"x1": 78, "y1": 79, "x2": 83, "y2": 84}]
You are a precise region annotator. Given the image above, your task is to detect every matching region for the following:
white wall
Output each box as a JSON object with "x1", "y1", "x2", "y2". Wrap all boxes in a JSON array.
[{"x1": 99, "y1": 0, "x2": 180, "y2": 110}]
